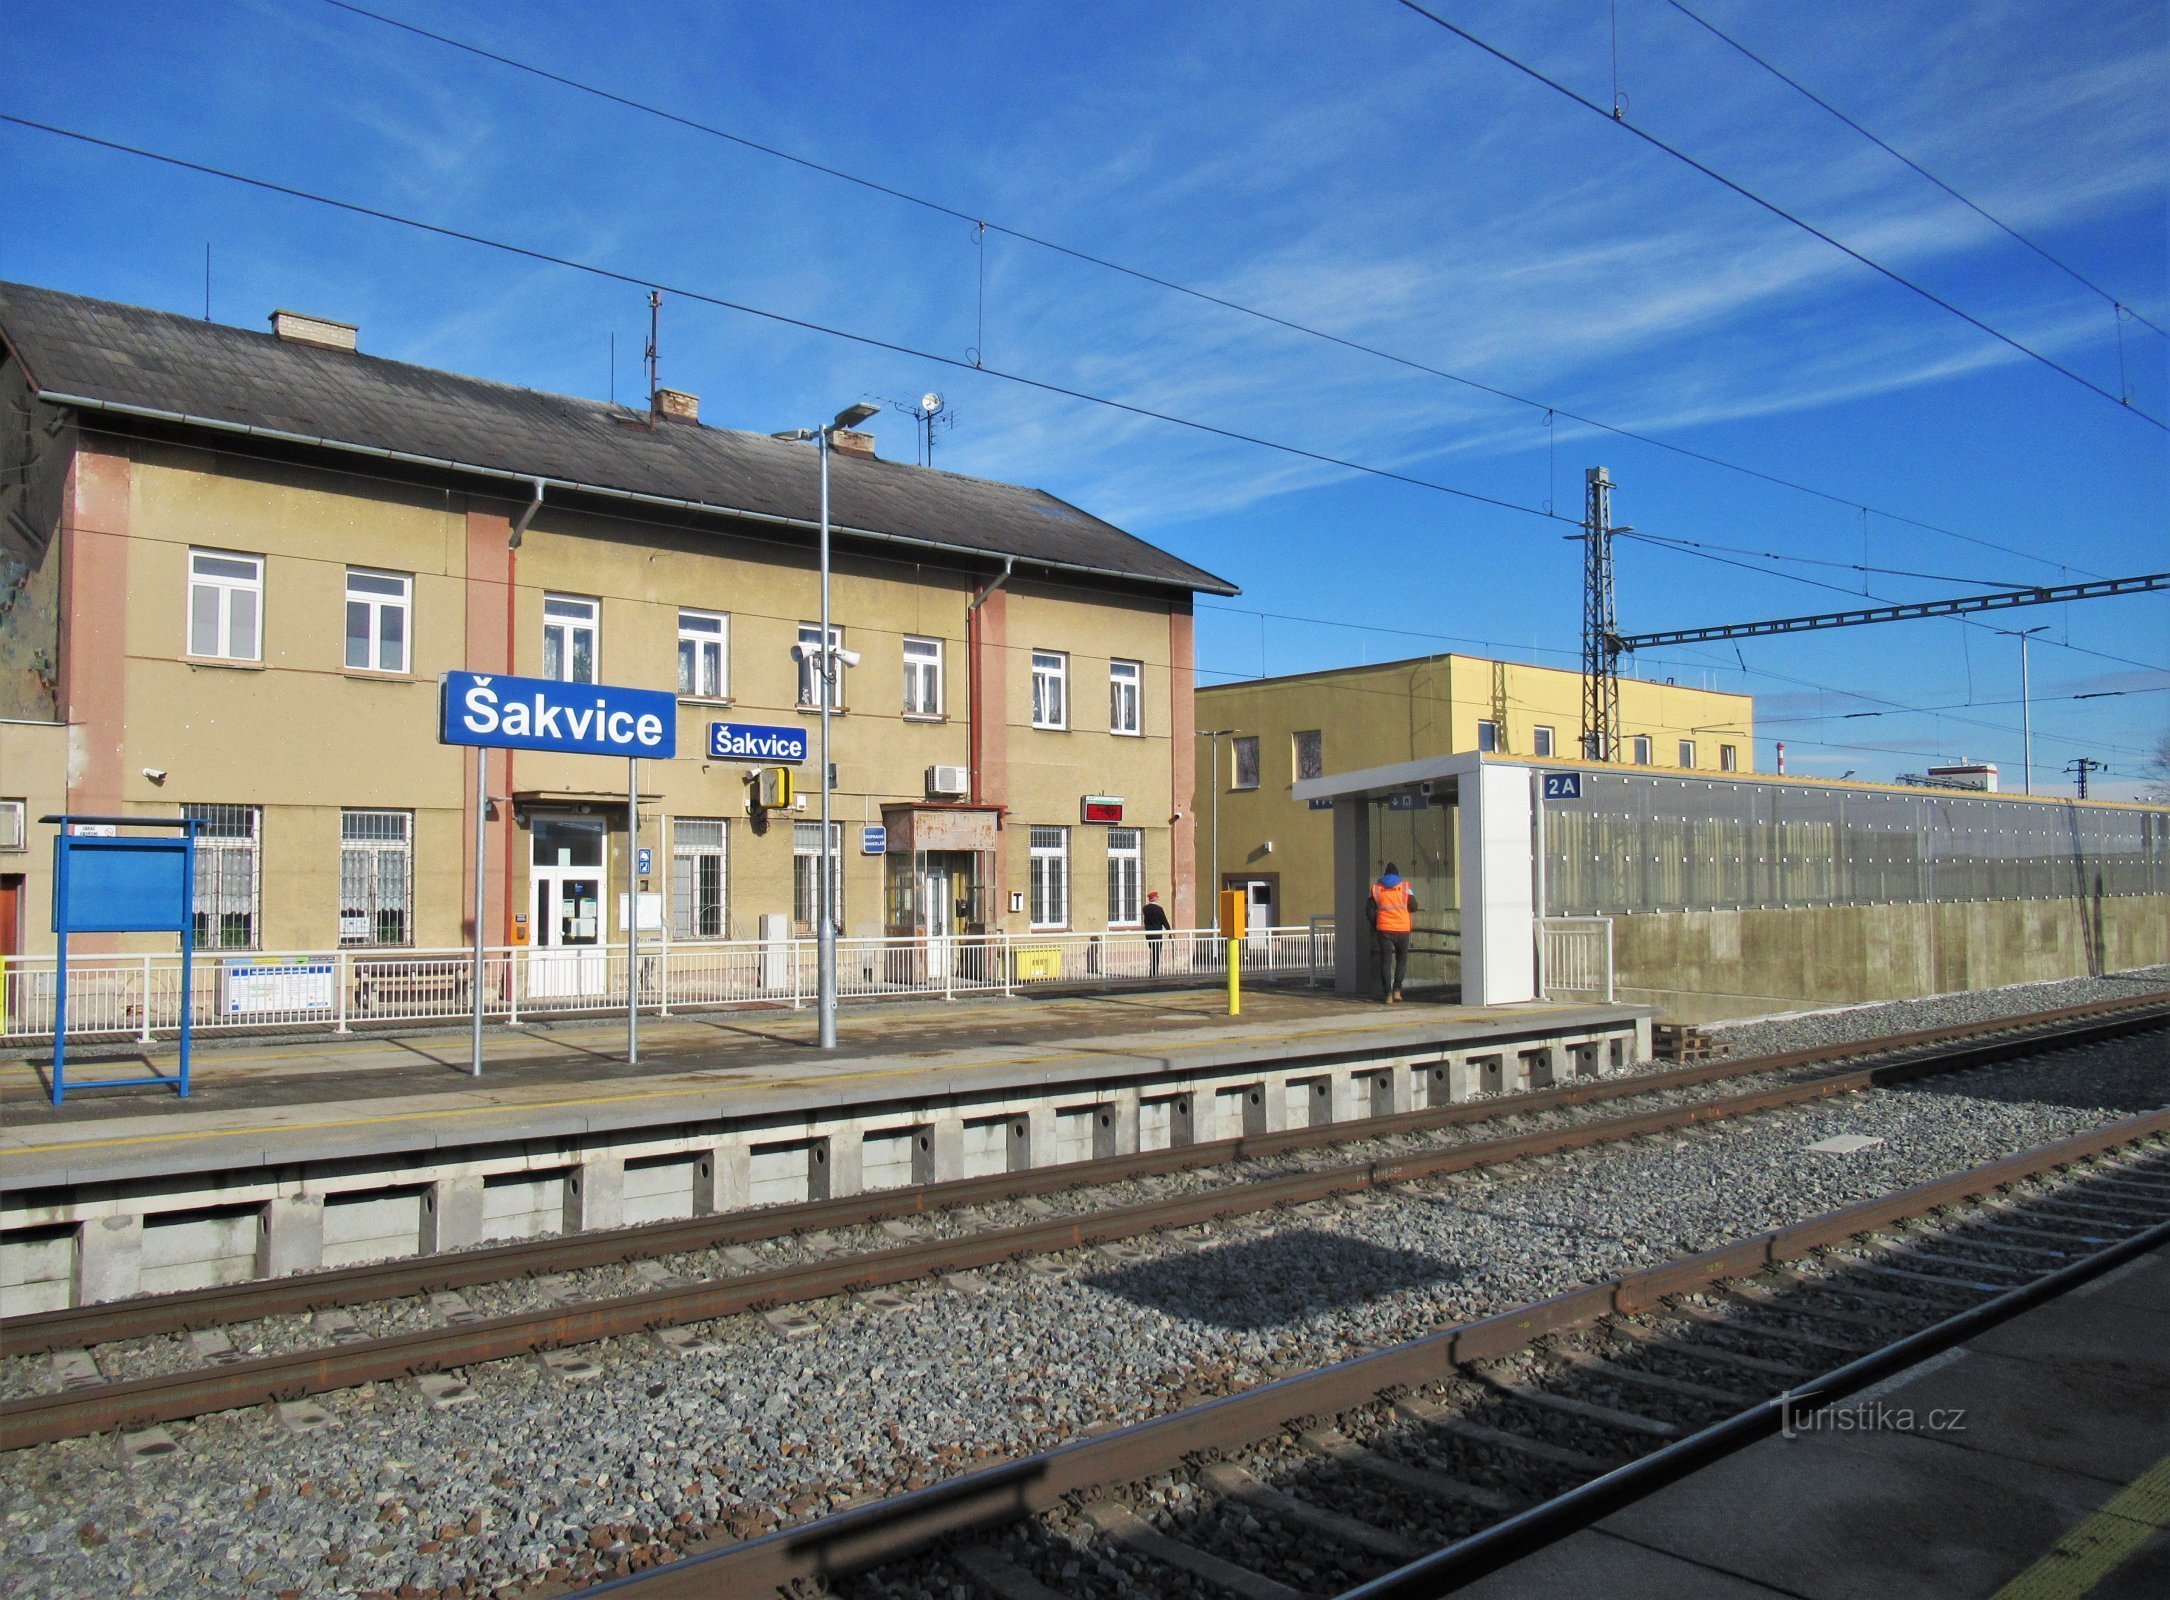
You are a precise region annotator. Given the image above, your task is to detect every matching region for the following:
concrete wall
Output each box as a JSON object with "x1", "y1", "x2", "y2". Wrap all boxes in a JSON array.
[{"x1": 1596, "y1": 895, "x2": 2170, "y2": 1022}]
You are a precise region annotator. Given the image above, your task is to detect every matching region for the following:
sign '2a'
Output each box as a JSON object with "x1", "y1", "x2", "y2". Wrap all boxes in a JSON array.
[{"x1": 440, "y1": 671, "x2": 678, "y2": 758}]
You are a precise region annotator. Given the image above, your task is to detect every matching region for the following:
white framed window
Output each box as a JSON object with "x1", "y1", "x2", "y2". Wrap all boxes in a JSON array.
[
  {"x1": 1231, "y1": 736, "x2": 1259, "y2": 791},
  {"x1": 0, "y1": 798, "x2": 26, "y2": 852},
  {"x1": 1533, "y1": 725, "x2": 1555, "y2": 758},
  {"x1": 903, "y1": 636, "x2": 943, "y2": 716},
  {"x1": 187, "y1": 549, "x2": 262, "y2": 661},
  {"x1": 798, "y1": 623, "x2": 844, "y2": 709},
  {"x1": 1032, "y1": 650, "x2": 1068, "y2": 729},
  {"x1": 184, "y1": 803, "x2": 260, "y2": 949},
  {"x1": 339, "y1": 809, "x2": 412, "y2": 946},
  {"x1": 793, "y1": 820, "x2": 842, "y2": 932},
  {"x1": 1632, "y1": 735, "x2": 1654, "y2": 765},
  {"x1": 1030, "y1": 825, "x2": 1069, "y2": 929},
  {"x1": 1293, "y1": 730, "x2": 1323, "y2": 781},
  {"x1": 1109, "y1": 659, "x2": 1141, "y2": 735},
  {"x1": 1582, "y1": 732, "x2": 1606, "y2": 760},
  {"x1": 1678, "y1": 739, "x2": 1697, "y2": 768},
  {"x1": 672, "y1": 818, "x2": 728, "y2": 939},
  {"x1": 677, "y1": 609, "x2": 728, "y2": 700},
  {"x1": 1720, "y1": 743, "x2": 1739, "y2": 772},
  {"x1": 344, "y1": 569, "x2": 411, "y2": 674},
  {"x1": 1476, "y1": 719, "x2": 1499, "y2": 753},
  {"x1": 542, "y1": 594, "x2": 598, "y2": 683},
  {"x1": 1107, "y1": 827, "x2": 1142, "y2": 927}
]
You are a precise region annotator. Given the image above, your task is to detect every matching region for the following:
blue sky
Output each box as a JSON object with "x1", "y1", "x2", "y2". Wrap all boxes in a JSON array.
[{"x1": 5, "y1": 0, "x2": 2165, "y2": 794}]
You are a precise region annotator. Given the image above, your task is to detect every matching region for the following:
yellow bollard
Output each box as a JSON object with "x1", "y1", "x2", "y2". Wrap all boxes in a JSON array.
[
  {"x1": 1218, "y1": 890, "x2": 1247, "y2": 1017},
  {"x1": 1227, "y1": 938, "x2": 1240, "y2": 1016}
]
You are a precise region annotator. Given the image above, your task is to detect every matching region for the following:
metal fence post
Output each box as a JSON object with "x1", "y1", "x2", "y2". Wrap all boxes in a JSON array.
[
  {"x1": 334, "y1": 949, "x2": 350, "y2": 1033},
  {"x1": 508, "y1": 946, "x2": 521, "y2": 1027},
  {"x1": 138, "y1": 954, "x2": 156, "y2": 1044}
]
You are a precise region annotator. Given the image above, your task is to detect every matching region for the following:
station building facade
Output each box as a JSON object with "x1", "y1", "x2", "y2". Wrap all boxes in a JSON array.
[
  {"x1": 1194, "y1": 654, "x2": 1755, "y2": 927},
  {"x1": 0, "y1": 282, "x2": 1233, "y2": 975}
]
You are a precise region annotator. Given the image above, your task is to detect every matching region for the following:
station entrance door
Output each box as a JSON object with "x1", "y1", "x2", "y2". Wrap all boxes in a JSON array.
[{"x1": 528, "y1": 815, "x2": 608, "y2": 998}]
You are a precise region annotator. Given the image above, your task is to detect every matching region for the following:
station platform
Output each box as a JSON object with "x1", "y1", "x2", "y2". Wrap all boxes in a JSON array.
[{"x1": 1461, "y1": 1240, "x2": 2170, "y2": 1599}]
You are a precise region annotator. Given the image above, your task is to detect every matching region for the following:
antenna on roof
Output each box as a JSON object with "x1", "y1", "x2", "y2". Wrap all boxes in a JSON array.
[
  {"x1": 203, "y1": 244, "x2": 211, "y2": 322},
  {"x1": 643, "y1": 289, "x2": 661, "y2": 399},
  {"x1": 875, "y1": 391, "x2": 957, "y2": 466},
  {"x1": 609, "y1": 332, "x2": 616, "y2": 406}
]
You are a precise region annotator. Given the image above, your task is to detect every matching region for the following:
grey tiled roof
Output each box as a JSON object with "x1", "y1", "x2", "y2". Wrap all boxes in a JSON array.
[{"x1": 0, "y1": 280, "x2": 1237, "y2": 596}]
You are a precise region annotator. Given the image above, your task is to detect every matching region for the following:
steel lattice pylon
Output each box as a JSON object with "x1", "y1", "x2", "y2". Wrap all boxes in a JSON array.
[{"x1": 1581, "y1": 467, "x2": 1621, "y2": 762}]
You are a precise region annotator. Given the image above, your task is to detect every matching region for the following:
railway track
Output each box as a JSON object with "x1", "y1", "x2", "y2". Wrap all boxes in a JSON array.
[
  {"x1": 602, "y1": 1109, "x2": 2170, "y2": 1598},
  {"x1": 3, "y1": 996, "x2": 2163, "y2": 1453}
]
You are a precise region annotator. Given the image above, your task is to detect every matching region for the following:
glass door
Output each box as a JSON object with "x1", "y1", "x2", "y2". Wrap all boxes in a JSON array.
[{"x1": 528, "y1": 816, "x2": 609, "y2": 998}]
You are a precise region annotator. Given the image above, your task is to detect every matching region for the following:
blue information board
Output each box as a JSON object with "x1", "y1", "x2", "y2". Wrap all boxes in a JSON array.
[
  {"x1": 1542, "y1": 772, "x2": 1583, "y2": 801},
  {"x1": 441, "y1": 671, "x2": 677, "y2": 758},
  {"x1": 708, "y1": 721, "x2": 810, "y2": 764}
]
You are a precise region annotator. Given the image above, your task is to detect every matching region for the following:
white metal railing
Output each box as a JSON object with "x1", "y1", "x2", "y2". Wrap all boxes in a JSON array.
[
  {"x1": 1540, "y1": 916, "x2": 1614, "y2": 1001},
  {"x1": 0, "y1": 925, "x2": 1337, "y2": 1042}
]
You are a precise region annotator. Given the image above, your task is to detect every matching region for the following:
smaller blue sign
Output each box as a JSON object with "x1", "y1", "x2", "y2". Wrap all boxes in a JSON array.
[
  {"x1": 1307, "y1": 798, "x2": 1334, "y2": 811},
  {"x1": 442, "y1": 672, "x2": 677, "y2": 758},
  {"x1": 709, "y1": 721, "x2": 811, "y2": 764},
  {"x1": 636, "y1": 847, "x2": 653, "y2": 876},
  {"x1": 1542, "y1": 772, "x2": 1583, "y2": 801},
  {"x1": 861, "y1": 825, "x2": 888, "y2": 855},
  {"x1": 1387, "y1": 792, "x2": 1426, "y2": 811}
]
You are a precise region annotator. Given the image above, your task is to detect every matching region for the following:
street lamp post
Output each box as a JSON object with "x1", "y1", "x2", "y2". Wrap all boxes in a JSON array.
[
  {"x1": 1197, "y1": 729, "x2": 1234, "y2": 925},
  {"x1": 2000, "y1": 626, "x2": 2049, "y2": 795},
  {"x1": 781, "y1": 403, "x2": 879, "y2": 1049}
]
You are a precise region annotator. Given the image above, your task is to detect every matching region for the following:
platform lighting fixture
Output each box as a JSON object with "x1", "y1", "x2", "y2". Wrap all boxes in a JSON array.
[
  {"x1": 1996, "y1": 625, "x2": 2050, "y2": 795},
  {"x1": 777, "y1": 401, "x2": 881, "y2": 1049},
  {"x1": 1197, "y1": 729, "x2": 1237, "y2": 920}
]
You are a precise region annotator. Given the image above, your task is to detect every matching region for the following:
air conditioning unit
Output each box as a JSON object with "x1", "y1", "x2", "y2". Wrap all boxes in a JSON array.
[
  {"x1": 0, "y1": 800, "x2": 23, "y2": 852},
  {"x1": 926, "y1": 764, "x2": 970, "y2": 799}
]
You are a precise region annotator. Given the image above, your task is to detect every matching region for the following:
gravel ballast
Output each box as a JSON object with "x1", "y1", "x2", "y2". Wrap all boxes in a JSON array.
[{"x1": 2, "y1": 977, "x2": 2164, "y2": 1599}]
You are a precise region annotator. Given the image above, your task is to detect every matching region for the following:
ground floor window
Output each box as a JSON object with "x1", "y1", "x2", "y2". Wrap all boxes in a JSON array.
[
  {"x1": 672, "y1": 818, "x2": 727, "y2": 939},
  {"x1": 184, "y1": 803, "x2": 260, "y2": 949},
  {"x1": 1030, "y1": 825, "x2": 1069, "y2": 929},
  {"x1": 1106, "y1": 828, "x2": 1142, "y2": 926},
  {"x1": 793, "y1": 820, "x2": 842, "y2": 933},
  {"x1": 339, "y1": 809, "x2": 412, "y2": 946}
]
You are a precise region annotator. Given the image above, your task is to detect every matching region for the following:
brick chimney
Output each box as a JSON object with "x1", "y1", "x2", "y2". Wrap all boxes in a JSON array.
[
  {"x1": 269, "y1": 310, "x2": 358, "y2": 352},
  {"x1": 829, "y1": 427, "x2": 875, "y2": 458},
  {"x1": 652, "y1": 387, "x2": 700, "y2": 424}
]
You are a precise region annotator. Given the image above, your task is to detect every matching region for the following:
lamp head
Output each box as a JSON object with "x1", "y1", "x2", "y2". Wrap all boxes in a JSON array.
[{"x1": 832, "y1": 403, "x2": 879, "y2": 430}]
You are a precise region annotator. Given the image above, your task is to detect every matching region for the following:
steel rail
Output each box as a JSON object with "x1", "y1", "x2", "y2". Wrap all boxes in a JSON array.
[
  {"x1": 10, "y1": 991, "x2": 2160, "y2": 1357},
  {"x1": 4, "y1": 1004, "x2": 2161, "y2": 1452},
  {"x1": 590, "y1": 1106, "x2": 2170, "y2": 1596}
]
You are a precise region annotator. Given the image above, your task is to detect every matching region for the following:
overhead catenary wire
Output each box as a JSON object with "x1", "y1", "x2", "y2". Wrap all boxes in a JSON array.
[
  {"x1": 1666, "y1": 0, "x2": 2168, "y2": 341},
  {"x1": 307, "y1": 0, "x2": 2110, "y2": 579},
  {"x1": 1392, "y1": 0, "x2": 2168, "y2": 431}
]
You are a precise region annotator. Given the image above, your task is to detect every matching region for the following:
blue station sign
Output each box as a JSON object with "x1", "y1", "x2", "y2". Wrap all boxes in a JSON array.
[
  {"x1": 708, "y1": 721, "x2": 810, "y2": 764},
  {"x1": 440, "y1": 672, "x2": 677, "y2": 758},
  {"x1": 1541, "y1": 771, "x2": 1583, "y2": 800}
]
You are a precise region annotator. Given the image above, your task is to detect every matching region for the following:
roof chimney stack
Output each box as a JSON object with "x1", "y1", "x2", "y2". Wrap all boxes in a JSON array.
[
  {"x1": 269, "y1": 310, "x2": 358, "y2": 352},
  {"x1": 828, "y1": 427, "x2": 875, "y2": 458},
  {"x1": 652, "y1": 387, "x2": 700, "y2": 424}
]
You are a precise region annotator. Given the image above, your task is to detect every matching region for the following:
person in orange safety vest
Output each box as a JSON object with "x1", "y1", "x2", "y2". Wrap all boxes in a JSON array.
[{"x1": 1369, "y1": 863, "x2": 1416, "y2": 1003}]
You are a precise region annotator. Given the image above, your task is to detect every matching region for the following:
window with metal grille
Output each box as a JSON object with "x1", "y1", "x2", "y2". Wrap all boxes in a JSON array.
[
  {"x1": 339, "y1": 810, "x2": 412, "y2": 946},
  {"x1": 345, "y1": 569, "x2": 411, "y2": 673},
  {"x1": 188, "y1": 549, "x2": 262, "y2": 661},
  {"x1": 798, "y1": 623, "x2": 844, "y2": 708},
  {"x1": 792, "y1": 820, "x2": 842, "y2": 932},
  {"x1": 1106, "y1": 828, "x2": 1142, "y2": 926},
  {"x1": 183, "y1": 803, "x2": 260, "y2": 949},
  {"x1": 1632, "y1": 735, "x2": 1654, "y2": 766},
  {"x1": 1031, "y1": 651, "x2": 1067, "y2": 729},
  {"x1": 673, "y1": 818, "x2": 727, "y2": 939},
  {"x1": 542, "y1": 594, "x2": 598, "y2": 683},
  {"x1": 1534, "y1": 725, "x2": 1556, "y2": 758},
  {"x1": 1030, "y1": 825, "x2": 1069, "y2": 929},
  {"x1": 1109, "y1": 660, "x2": 1141, "y2": 735},
  {"x1": 677, "y1": 609, "x2": 728, "y2": 699},
  {"x1": 1231, "y1": 736, "x2": 1259, "y2": 791},
  {"x1": 1293, "y1": 730, "x2": 1323, "y2": 781},
  {"x1": 903, "y1": 636, "x2": 942, "y2": 716}
]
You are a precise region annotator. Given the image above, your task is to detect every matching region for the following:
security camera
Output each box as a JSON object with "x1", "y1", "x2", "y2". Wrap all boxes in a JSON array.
[
  {"x1": 1170, "y1": 809, "x2": 1185, "y2": 823},
  {"x1": 142, "y1": 767, "x2": 168, "y2": 784}
]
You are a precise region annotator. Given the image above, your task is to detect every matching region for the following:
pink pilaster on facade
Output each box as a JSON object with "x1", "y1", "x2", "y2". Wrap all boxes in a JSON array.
[
  {"x1": 60, "y1": 442, "x2": 130, "y2": 818},
  {"x1": 1169, "y1": 605, "x2": 1197, "y2": 930},
  {"x1": 463, "y1": 502, "x2": 517, "y2": 945}
]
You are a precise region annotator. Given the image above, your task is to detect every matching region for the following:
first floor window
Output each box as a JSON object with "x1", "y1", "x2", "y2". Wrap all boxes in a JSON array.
[
  {"x1": 672, "y1": 818, "x2": 727, "y2": 939},
  {"x1": 1678, "y1": 739, "x2": 1697, "y2": 768},
  {"x1": 1632, "y1": 735, "x2": 1654, "y2": 765},
  {"x1": 1231, "y1": 735, "x2": 1260, "y2": 790},
  {"x1": 903, "y1": 635, "x2": 942, "y2": 716},
  {"x1": 1107, "y1": 828, "x2": 1142, "y2": 926},
  {"x1": 1582, "y1": 732, "x2": 1606, "y2": 760},
  {"x1": 1109, "y1": 659, "x2": 1141, "y2": 735},
  {"x1": 678, "y1": 609, "x2": 728, "y2": 699},
  {"x1": 1032, "y1": 650, "x2": 1068, "y2": 729},
  {"x1": 793, "y1": 820, "x2": 842, "y2": 932},
  {"x1": 344, "y1": 569, "x2": 410, "y2": 673},
  {"x1": 1476, "y1": 719, "x2": 1499, "y2": 753},
  {"x1": 1293, "y1": 730, "x2": 1323, "y2": 780},
  {"x1": 188, "y1": 549, "x2": 262, "y2": 661},
  {"x1": 1030, "y1": 825, "x2": 1069, "y2": 929},
  {"x1": 1720, "y1": 743, "x2": 1739, "y2": 772},
  {"x1": 543, "y1": 594, "x2": 598, "y2": 683},
  {"x1": 1533, "y1": 725, "x2": 1556, "y2": 757},
  {"x1": 185, "y1": 803, "x2": 260, "y2": 949},
  {"x1": 798, "y1": 623, "x2": 844, "y2": 708},
  {"x1": 339, "y1": 809, "x2": 412, "y2": 946}
]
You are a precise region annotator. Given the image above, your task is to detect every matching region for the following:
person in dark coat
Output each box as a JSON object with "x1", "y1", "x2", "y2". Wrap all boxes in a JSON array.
[{"x1": 1143, "y1": 890, "x2": 1171, "y2": 975}]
